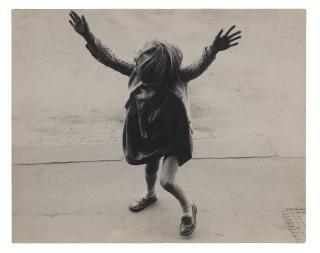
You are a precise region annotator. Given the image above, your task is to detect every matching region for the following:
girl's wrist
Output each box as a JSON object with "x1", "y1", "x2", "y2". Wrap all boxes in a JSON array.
[
  {"x1": 208, "y1": 45, "x2": 219, "y2": 54},
  {"x1": 205, "y1": 45, "x2": 219, "y2": 59},
  {"x1": 83, "y1": 30, "x2": 94, "y2": 44}
]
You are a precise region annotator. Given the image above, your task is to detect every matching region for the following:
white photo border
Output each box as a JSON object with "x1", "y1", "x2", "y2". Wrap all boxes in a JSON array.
[{"x1": 1, "y1": 0, "x2": 318, "y2": 253}]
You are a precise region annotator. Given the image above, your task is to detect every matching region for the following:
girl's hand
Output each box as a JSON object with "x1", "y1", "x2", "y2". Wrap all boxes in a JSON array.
[
  {"x1": 69, "y1": 10, "x2": 90, "y2": 38},
  {"x1": 211, "y1": 25, "x2": 242, "y2": 52}
]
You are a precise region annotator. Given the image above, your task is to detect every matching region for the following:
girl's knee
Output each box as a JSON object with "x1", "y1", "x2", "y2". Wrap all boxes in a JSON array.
[
  {"x1": 160, "y1": 177, "x2": 175, "y2": 192},
  {"x1": 160, "y1": 155, "x2": 179, "y2": 191}
]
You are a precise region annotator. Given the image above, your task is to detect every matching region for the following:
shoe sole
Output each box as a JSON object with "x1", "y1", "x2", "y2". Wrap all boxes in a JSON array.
[
  {"x1": 129, "y1": 196, "x2": 157, "y2": 212},
  {"x1": 180, "y1": 204, "x2": 197, "y2": 237}
]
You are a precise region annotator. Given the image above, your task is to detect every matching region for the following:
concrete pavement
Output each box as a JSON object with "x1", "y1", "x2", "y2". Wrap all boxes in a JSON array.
[{"x1": 12, "y1": 140, "x2": 305, "y2": 243}]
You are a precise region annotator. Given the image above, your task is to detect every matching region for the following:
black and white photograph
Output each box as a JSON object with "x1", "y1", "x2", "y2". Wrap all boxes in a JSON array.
[{"x1": 11, "y1": 9, "x2": 305, "y2": 243}]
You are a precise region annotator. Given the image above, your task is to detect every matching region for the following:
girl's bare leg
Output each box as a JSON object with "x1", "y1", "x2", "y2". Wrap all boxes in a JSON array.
[
  {"x1": 129, "y1": 159, "x2": 160, "y2": 211},
  {"x1": 144, "y1": 159, "x2": 160, "y2": 198},
  {"x1": 160, "y1": 155, "x2": 193, "y2": 216}
]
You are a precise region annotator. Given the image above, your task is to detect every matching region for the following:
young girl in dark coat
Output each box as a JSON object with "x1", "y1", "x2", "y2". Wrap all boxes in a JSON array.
[{"x1": 69, "y1": 11, "x2": 241, "y2": 237}]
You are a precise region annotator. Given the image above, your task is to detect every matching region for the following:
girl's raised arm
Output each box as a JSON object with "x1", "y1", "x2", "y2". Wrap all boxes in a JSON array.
[
  {"x1": 69, "y1": 11, "x2": 134, "y2": 77},
  {"x1": 180, "y1": 25, "x2": 241, "y2": 83}
]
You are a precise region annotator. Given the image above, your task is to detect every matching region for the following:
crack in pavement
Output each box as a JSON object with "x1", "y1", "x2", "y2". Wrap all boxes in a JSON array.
[
  {"x1": 12, "y1": 155, "x2": 305, "y2": 166},
  {"x1": 13, "y1": 159, "x2": 123, "y2": 166},
  {"x1": 13, "y1": 211, "x2": 123, "y2": 218}
]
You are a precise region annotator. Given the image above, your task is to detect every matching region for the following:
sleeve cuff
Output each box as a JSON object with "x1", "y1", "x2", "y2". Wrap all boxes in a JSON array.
[{"x1": 205, "y1": 46, "x2": 218, "y2": 60}]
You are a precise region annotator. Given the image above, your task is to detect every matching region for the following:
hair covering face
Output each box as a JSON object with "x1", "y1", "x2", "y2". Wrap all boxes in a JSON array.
[{"x1": 135, "y1": 41, "x2": 183, "y2": 87}]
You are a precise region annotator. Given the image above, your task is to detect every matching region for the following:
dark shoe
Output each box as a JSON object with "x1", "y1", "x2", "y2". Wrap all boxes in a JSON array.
[
  {"x1": 129, "y1": 194, "x2": 157, "y2": 212},
  {"x1": 179, "y1": 204, "x2": 197, "y2": 237}
]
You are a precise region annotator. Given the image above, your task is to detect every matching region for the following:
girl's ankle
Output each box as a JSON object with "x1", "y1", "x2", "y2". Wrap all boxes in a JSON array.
[
  {"x1": 145, "y1": 190, "x2": 156, "y2": 199},
  {"x1": 182, "y1": 200, "x2": 193, "y2": 217}
]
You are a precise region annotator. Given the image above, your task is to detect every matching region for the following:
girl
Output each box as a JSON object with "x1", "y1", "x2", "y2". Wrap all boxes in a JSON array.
[{"x1": 69, "y1": 10, "x2": 241, "y2": 237}]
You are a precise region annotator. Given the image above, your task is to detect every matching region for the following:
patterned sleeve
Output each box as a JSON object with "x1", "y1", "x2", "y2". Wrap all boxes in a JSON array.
[
  {"x1": 180, "y1": 46, "x2": 218, "y2": 83},
  {"x1": 85, "y1": 36, "x2": 135, "y2": 77}
]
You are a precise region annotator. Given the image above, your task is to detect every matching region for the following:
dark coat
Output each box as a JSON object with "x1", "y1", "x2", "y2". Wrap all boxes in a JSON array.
[{"x1": 85, "y1": 36, "x2": 217, "y2": 165}]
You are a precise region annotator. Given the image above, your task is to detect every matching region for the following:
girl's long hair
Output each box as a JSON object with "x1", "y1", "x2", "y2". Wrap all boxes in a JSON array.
[{"x1": 135, "y1": 41, "x2": 183, "y2": 87}]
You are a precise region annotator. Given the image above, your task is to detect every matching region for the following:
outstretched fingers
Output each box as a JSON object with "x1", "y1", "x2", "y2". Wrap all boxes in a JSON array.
[
  {"x1": 69, "y1": 19, "x2": 75, "y2": 28},
  {"x1": 216, "y1": 29, "x2": 224, "y2": 39},
  {"x1": 225, "y1": 25, "x2": 236, "y2": 36},
  {"x1": 81, "y1": 15, "x2": 88, "y2": 27},
  {"x1": 228, "y1": 30, "x2": 241, "y2": 39},
  {"x1": 69, "y1": 11, "x2": 76, "y2": 21},
  {"x1": 227, "y1": 27, "x2": 241, "y2": 47},
  {"x1": 70, "y1": 10, "x2": 80, "y2": 19},
  {"x1": 229, "y1": 42, "x2": 239, "y2": 47},
  {"x1": 69, "y1": 10, "x2": 81, "y2": 23},
  {"x1": 229, "y1": 35, "x2": 241, "y2": 42}
]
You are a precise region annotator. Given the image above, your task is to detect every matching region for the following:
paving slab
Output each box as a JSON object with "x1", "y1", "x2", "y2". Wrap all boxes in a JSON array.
[
  {"x1": 12, "y1": 157, "x2": 305, "y2": 242},
  {"x1": 12, "y1": 142, "x2": 123, "y2": 165},
  {"x1": 267, "y1": 135, "x2": 305, "y2": 158},
  {"x1": 193, "y1": 136, "x2": 277, "y2": 159}
]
